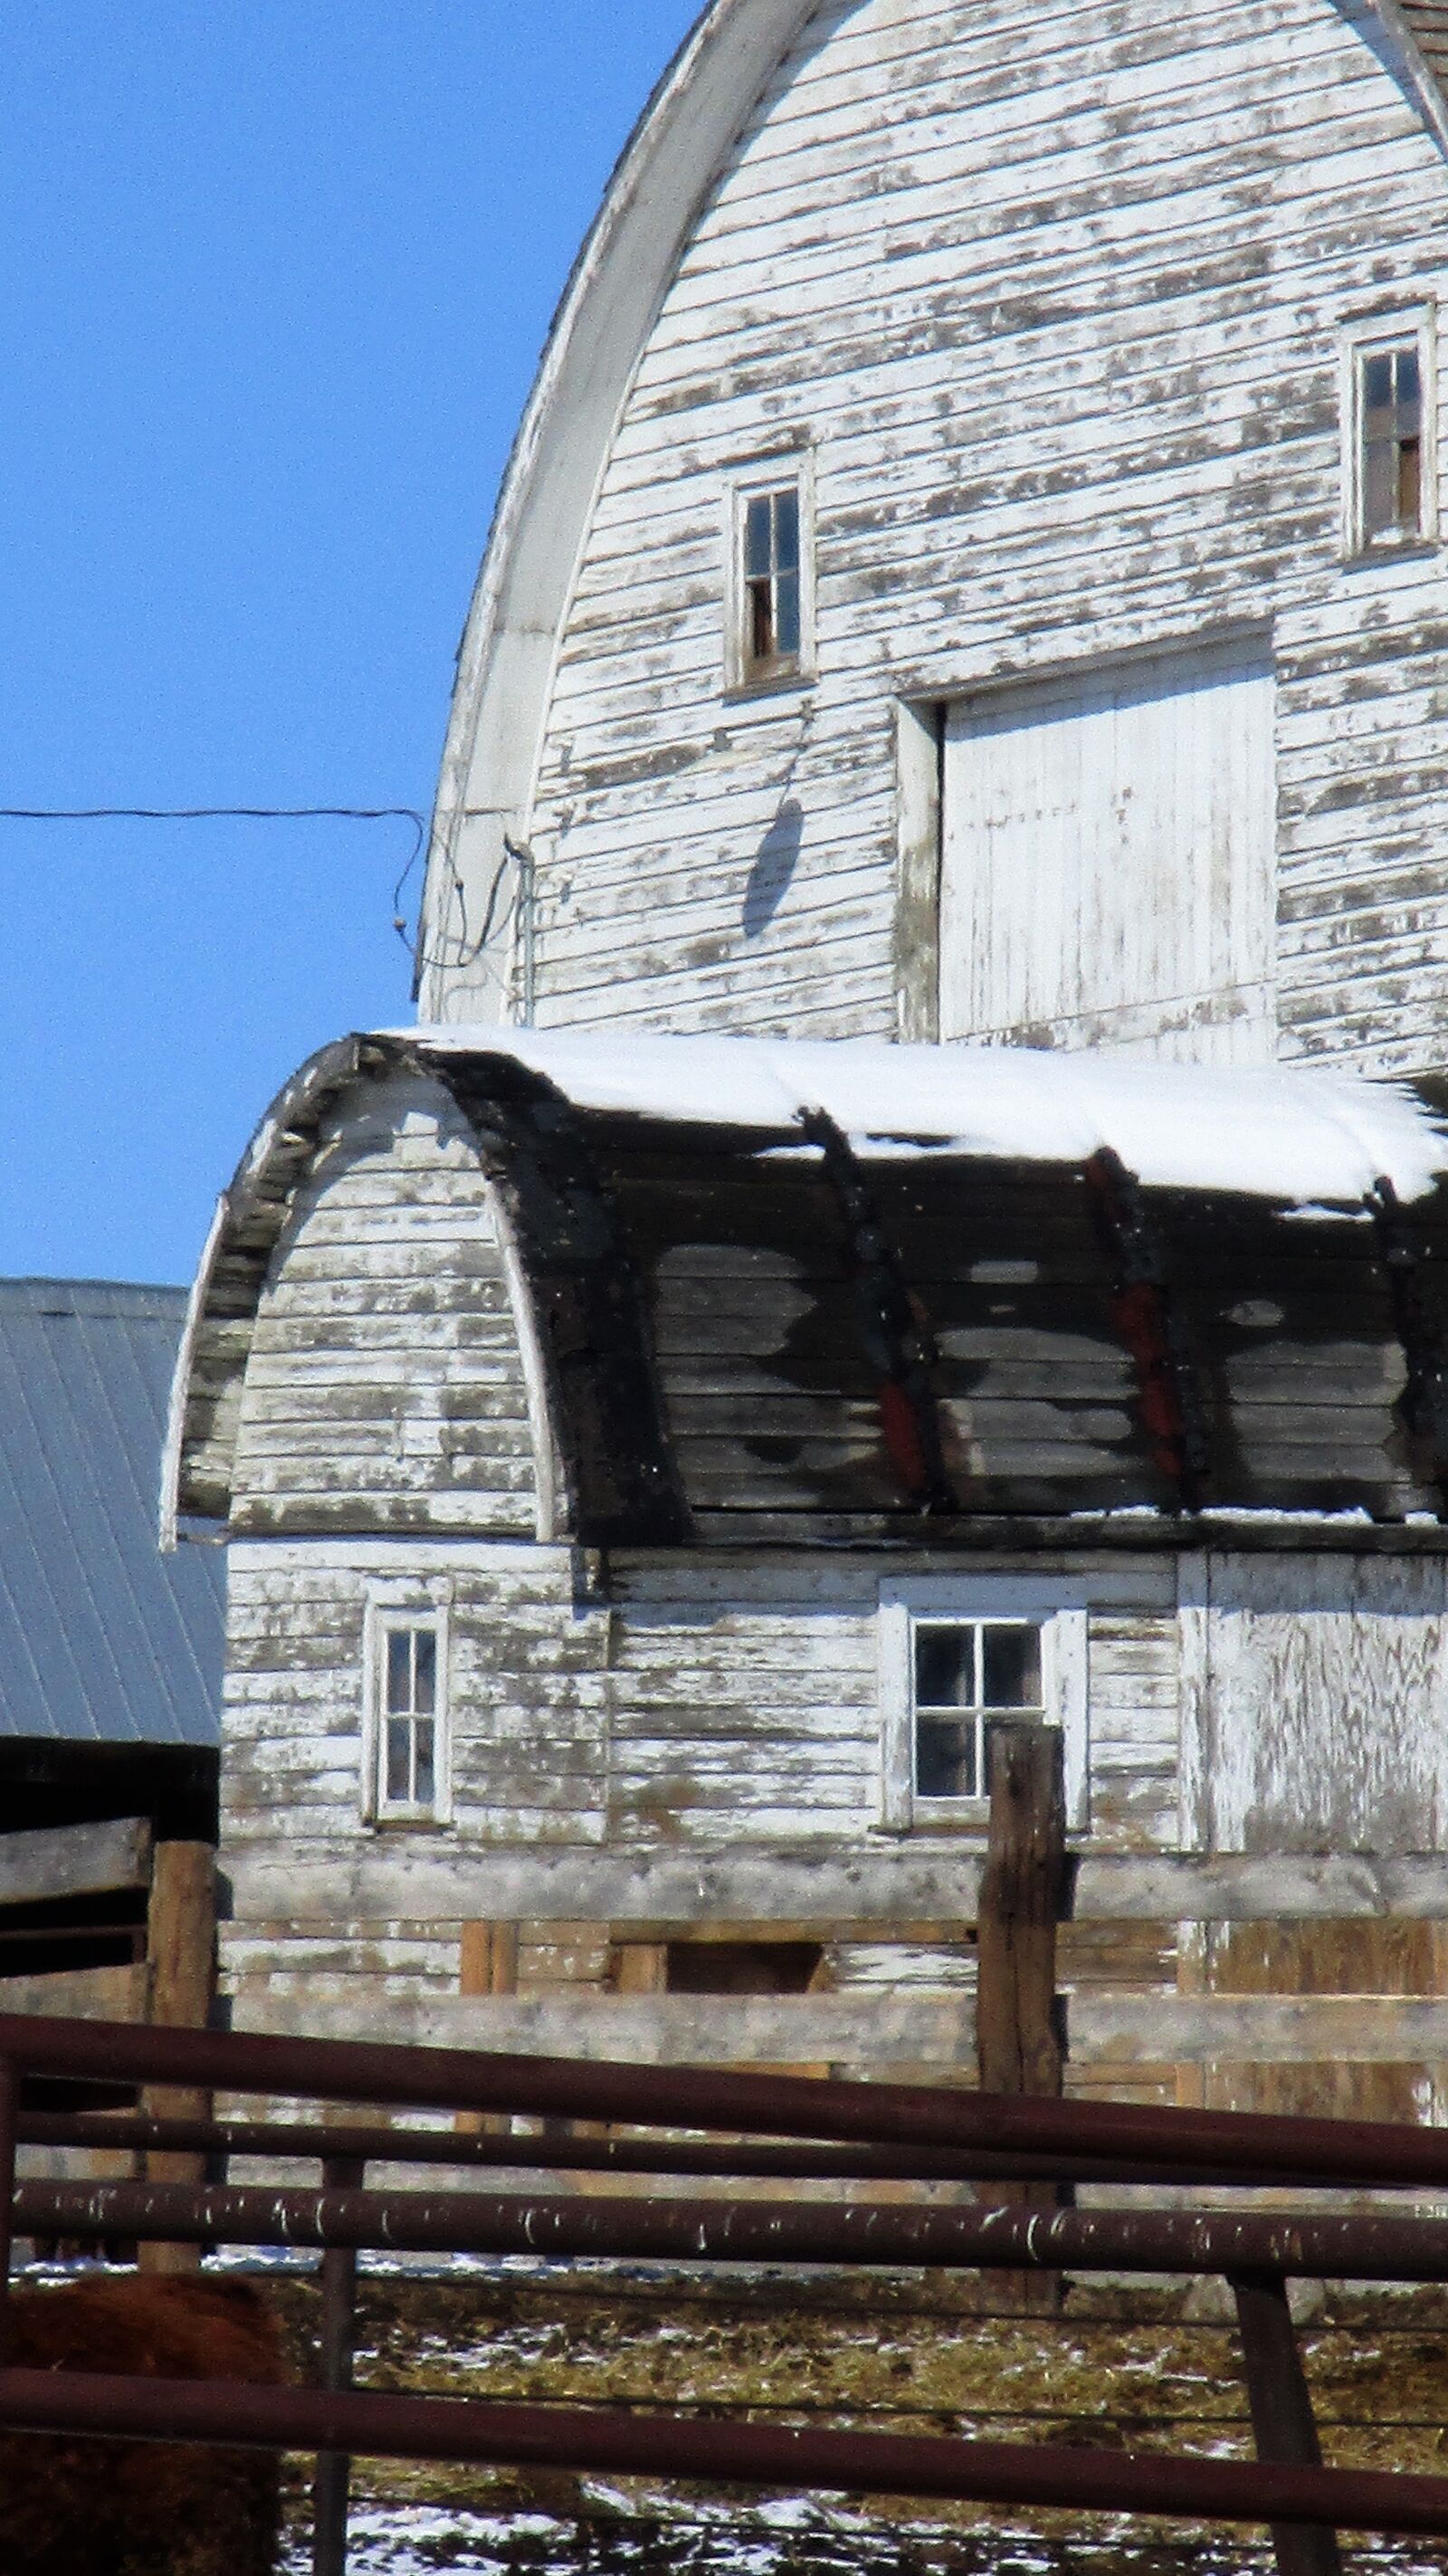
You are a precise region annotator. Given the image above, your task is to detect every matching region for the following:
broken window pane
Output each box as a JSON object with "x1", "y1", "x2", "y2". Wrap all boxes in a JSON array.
[
  {"x1": 739, "y1": 478, "x2": 805, "y2": 678},
  {"x1": 386, "y1": 1719, "x2": 412, "y2": 1806},
  {"x1": 386, "y1": 1628, "x2": 411, "y2": 1715},
  {"x1": 1360, "y1": 345, "x2": 1426, "y2": 541}
]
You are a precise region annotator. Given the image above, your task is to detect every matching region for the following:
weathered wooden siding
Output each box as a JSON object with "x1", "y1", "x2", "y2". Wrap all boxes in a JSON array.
[
  {"x1": 223, "y1": 1526, "x2": 1448, "y2": 2118},
  {"x1": 221, "y1": 1541, "x2": 1183, "y2": 2065},
  {"x1": 229, "y1": 1074, "x2": 539, "y2": 1540},
  {"x1": 482, "y1": 0, "x2": 1448, "y2": 1074},
  {"x1": 1188, "y1": 1552, "x2": 1448, "y2": 1854}
]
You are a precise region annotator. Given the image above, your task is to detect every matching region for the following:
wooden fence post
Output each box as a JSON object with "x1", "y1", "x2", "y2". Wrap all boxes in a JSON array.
[
  {"x1": 1230, "y1": 2270, "x2": 1342, "y2": 2576},
  {"x1": 976, "y1": 1721, "x2": 1067, "y2": 2313},
  {"x1": 138, "y1": 1842, "x2": 216, "y2": 2277},
  {"x1": 313, "y1": 2154, "x2": 364, "y2": 2576}
]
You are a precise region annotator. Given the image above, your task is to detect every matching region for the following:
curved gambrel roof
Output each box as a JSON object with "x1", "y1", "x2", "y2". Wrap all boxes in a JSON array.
[
  {"x1": 168, "y1": 1031, "x2": 1448, "y2": 1550},
  {"x1": 420, "y1": 0, "x2": 1448, "y2": 1012}
]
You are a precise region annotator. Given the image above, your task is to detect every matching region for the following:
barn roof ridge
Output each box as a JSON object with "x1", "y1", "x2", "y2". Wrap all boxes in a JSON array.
[
  {"x1": 0, "y1": 1279, "x2": 187, "y2": 1318},
  {"x1": 420, "y1": 0, "x2": 1448, "y2": 1010}
]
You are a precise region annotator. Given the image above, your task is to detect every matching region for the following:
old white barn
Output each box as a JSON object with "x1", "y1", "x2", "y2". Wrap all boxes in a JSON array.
[
  {"x1": 168, "y1": 0, "x2": 1448, "y2": 2122},
  {"x1": 424, "y1": 0, "x2": 1448, "y2": 1073}
]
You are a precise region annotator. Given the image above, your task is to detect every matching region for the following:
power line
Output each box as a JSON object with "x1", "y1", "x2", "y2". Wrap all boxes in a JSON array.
[
  {"x1": 0, "y1": 801, "x2": 424, "y2": 836},
  {"x1": 0, "y1": 801, "x2": 503, "y2": 979},
  {"x1": 0, "y1": 802, "x2": 432, "y2": 954}
]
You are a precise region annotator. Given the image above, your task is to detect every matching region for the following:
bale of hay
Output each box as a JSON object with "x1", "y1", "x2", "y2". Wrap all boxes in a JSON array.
[{"x1": 0, "y1": 2276, "x2": 285, "y2": 2576}]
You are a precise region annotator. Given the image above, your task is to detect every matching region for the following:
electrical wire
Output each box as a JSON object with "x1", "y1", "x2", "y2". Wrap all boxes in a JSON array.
[
  {"x1": 0, "y1": 801, "x2": 425, "y2": 832},
  {"x1": 0, "y1": 800, "x2": 508, "y2": 982}
]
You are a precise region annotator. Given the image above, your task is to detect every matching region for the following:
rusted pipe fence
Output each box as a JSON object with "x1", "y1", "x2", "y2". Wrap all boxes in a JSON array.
[
  {"x1": 17, "y1": 2177, "x2": 1448, "y2": 2284},
  {"x1": 11, "y1": 2007, "x2": 1448, "y2": 2186},
  {"x1": 7, "y1": 2010, "x2": 1448, "y2": 2576},
  {"x1": 5, "y1": 2366, "x2": 1448, "y2": 2543},
  {"x1": 20, "y1": 2106, "x2": 1402, "y2": 2194}
]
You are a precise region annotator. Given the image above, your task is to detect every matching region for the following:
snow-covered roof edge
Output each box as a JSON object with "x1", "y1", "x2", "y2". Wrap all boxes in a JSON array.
[{"x1": 405, "y1": 1029, "x2": 1448, "y2": 1209}]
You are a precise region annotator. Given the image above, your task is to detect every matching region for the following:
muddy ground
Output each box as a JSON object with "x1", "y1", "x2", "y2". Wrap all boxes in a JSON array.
[{"x1": 259, "y1": 2262, "x2": 1448, "y2": 2573}]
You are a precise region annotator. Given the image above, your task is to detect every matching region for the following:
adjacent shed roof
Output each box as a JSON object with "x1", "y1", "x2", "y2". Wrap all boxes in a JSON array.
[
  {"x1": 175, "y1": 1032, "x2": 1448, "y2": 1548},
  {"x1": 0, "y1": 1281, "x2": 223, "y2": 1745}
]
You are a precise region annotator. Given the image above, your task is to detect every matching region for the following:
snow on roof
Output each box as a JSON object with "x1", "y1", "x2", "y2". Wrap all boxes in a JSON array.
[{"x1": 407, "y1": 1030, "x2": 1448, "y2": 1208}]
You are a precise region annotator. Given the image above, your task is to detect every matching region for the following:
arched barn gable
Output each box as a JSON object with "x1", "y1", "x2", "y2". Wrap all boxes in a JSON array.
[
  {"x1": 165, "y1": 1043, "x2": 552, "y2": 1545},
  {"x1": 423, "y1": 0, "x2": 1448, "y2": 1058}
]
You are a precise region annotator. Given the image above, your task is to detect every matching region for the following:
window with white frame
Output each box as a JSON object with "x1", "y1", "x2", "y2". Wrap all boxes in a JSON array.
[
  {"x1": 367, "y1": 1606, "x2": 451, "y2": 1826},
  {"x1": 913, "y1": 1619, "x2": 1046, "y2": 1802},
  {"x1": 1343, "y1": 313, "x2": 1437, "y2": 555},
  {"x1": 727, "y1": 459, "x2": 814, "y2": 692},
  {"x1": 878, "y1": 1580, "x2": 1090, "y2": 1832}
]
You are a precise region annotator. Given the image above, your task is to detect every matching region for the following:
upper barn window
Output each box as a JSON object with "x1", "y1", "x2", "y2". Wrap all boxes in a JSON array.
[
  {"x1": 1344, "y1": 314, "x2": 1437, "y2": 555},
  {"x1": 727, "y1": 458, "x2": 814, "y2": 692}
]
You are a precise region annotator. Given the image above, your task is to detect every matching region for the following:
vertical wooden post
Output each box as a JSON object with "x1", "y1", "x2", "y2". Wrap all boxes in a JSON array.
[
  {"x1": 1230, "y1": 2271, "x2": 1342, "y2": 2576},
  {"x1": 313, "y1": 2155, "x2": 364, "y2": 2576},
  {"x1": 458, "y1": 1923, "x2": 519, "y2": 2136},
  {"x1": 976, "y1": 1721, "x2": 1067, "y2": 2314},
  {"x1": 0, "y1": 2057, "x2": 16, "y2": 2361},
  {"x1": 138, "y1": 1841, "x2": 216, "y2": 2277}
]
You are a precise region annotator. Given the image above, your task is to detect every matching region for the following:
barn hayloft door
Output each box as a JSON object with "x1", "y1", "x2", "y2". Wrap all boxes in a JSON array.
[{"x1": 939, "y1": 645, "x2": 1276, "y2": 1063}]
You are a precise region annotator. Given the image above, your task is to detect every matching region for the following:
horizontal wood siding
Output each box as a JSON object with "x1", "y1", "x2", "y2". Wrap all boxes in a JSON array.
[
  {"x1": 223, "y1": 1536, "x2": 1448, "y2": 2109},
  {"x1": 229, "y1": 1074, "x2": 538, "y2": 1539},
  {"x1": 220, "y1": 1541, "x2": 1181, "y2": 2052},
  {"x1": 472, "y1": 0, "x2": 1448, "y2": 1078}
]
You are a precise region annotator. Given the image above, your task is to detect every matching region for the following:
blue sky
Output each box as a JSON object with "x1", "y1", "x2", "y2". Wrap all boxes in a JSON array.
[{"x1": 0, "y1": 2, "x2": 700, "y2": 1283}]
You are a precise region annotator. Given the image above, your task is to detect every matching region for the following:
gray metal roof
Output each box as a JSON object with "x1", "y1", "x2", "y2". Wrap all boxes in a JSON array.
[{"x1": 0, "y1": 1280, "x2": 222, "y2": 1746}]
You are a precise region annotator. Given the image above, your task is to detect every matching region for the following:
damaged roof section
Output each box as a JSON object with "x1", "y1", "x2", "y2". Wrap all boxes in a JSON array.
[{"x1": 168, "y1": 1032, "x2": 1448, "y2": 1549}]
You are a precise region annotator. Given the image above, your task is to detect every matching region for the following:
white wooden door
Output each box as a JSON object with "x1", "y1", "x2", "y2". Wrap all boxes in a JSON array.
[{"x1": 939, "y1": 648, "x2": 1276, "y2": 1063}]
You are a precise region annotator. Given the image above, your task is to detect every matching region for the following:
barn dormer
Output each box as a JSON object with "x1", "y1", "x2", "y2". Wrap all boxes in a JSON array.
[{"x1": 421, "y1": 0, "x2": 1448, "y2": 1079}]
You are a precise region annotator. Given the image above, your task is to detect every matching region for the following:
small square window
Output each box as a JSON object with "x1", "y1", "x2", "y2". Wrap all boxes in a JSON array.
[
  {"x1": 368, "y1": 1609, "x2": 450, "y2": 1825},
  {"x1": 912, "y1": 1618, "x2": 1046, "y2": 1804},
  {"x1": 1343, "y1": 315, "x2": 1436, "y2": 557},
  {"x1": 878, "y1": 1580, "x2": 1091, "y2": 1835},
  {"x1": 727, "y1": 461, "x2": 814, "y2": 692}
]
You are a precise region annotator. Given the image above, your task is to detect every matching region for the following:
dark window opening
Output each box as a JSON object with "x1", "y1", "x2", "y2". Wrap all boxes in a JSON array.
[
  {"x1": 665, "y1": 1940, "x2": 826, "y2": 1995},
  {"x1": 1361, "y1": 346, "x2": 1424, "y2": 542},
  {"x1": 742, "y1": 485, "x2": 803, "y2": 678},
  {"x1": 913, "y1": 1617, "x2": 1046, "y2": 1801},
  {"x1": 380, "y1": 1622, "x2": 439, "y2": 1814}
]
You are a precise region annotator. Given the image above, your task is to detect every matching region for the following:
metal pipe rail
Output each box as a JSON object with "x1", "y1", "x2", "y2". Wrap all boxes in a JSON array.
[
  {"x1": 1, "y1": 2370, "x2": 1448, "y2": 2545},
  {"x1": 17, "y1": 2177, "x2": 1448, "y2": 2281},
  {"x1": 9, "y1": 2010, "x2": 1448, "y2": 2187},
  {"x1": 13, "y1": 2009, "x2": 1448, "y2": 2576},
  {"x1": 21, "y1": 2107, "x2": 1401, "y2": 2195}
]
